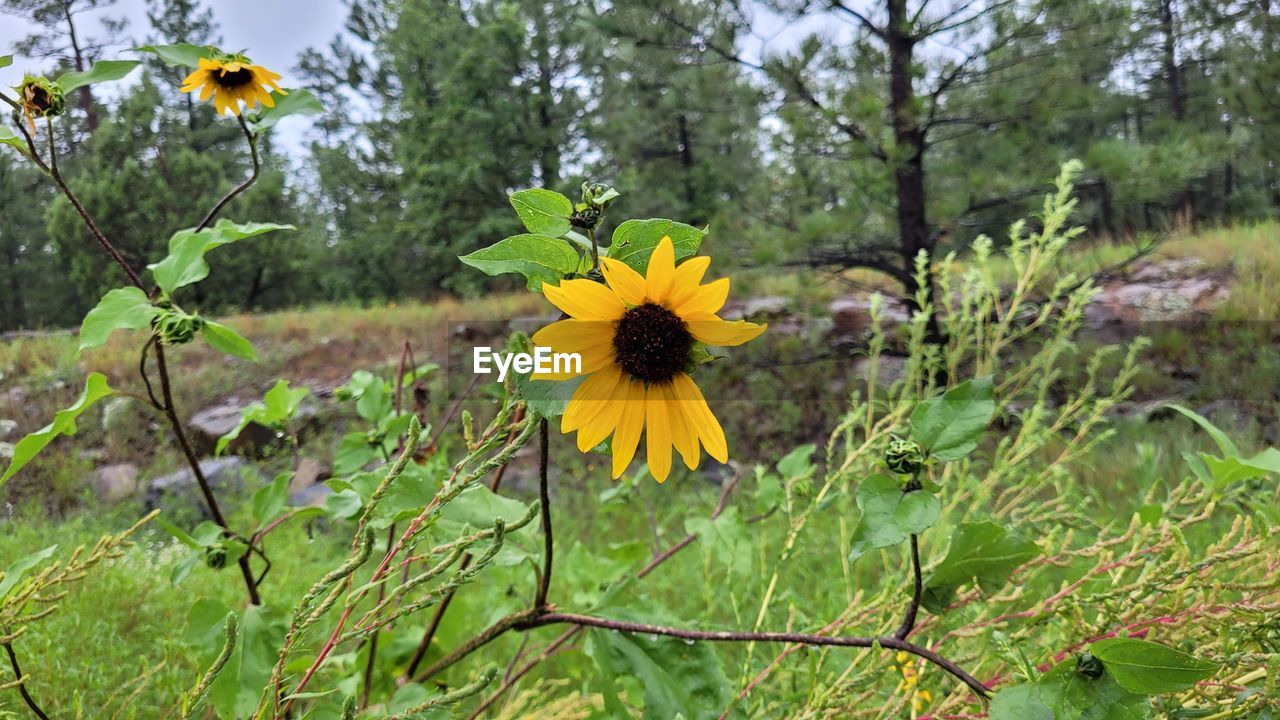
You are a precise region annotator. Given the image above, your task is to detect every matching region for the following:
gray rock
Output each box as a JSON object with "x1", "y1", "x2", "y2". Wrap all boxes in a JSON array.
[
  {"x1": 0, "y1": 441, "x2": 13, "y2": 462},
  {"x1": 145, "y1": 457, "x2": 262, "y2": 514},
  {"x1": 724, "y1": 295, "x2": 789, "y2": 320},
  {"x1": 188, "y1": 399, "x2": 319, "y2": 456},
  {"x1": 289, "y1": 457, "x2": 331, "y2": 495},
  {"x1": 91, "y1": 463, "x2": 139, "y2": 504},
  {"x1": 0, "y1": 418, "x2": 17, "y2": 440},
  {"x1": 289, "y1": 482, "x2": 333, "y2": 508},
  {"x1": 829, "y1": 294, "x2": 912, "y2": 337}
]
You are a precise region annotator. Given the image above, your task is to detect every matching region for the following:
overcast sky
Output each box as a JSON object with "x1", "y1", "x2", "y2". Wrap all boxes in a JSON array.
[
  {"x1": 0, "y1": 0, "x2": 902, "y2": 158},
  {"x1": 0, "y1": 0, "x2": 350, "y2": 155}
]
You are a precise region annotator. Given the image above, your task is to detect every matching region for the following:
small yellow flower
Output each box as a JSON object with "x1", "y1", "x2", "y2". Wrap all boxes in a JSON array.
[
  {"x1": 894, "y1": 651, "x2": 933, "y2": 713},
  {"x1": 531, "y1": 237, "x2": 766, "y2": 482},
  {"x1": 180, "y1": 54, "x2": 284, "y2": 116}
]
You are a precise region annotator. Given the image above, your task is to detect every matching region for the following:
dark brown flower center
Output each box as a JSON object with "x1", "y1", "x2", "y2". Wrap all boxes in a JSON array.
[
  {"x1": 24, "y1": 84, "x2": 51, "y2": 111},
  {"x1": 217, "y1": 68, "x2": 255, "y2": 88},
  {"x1": 613, "y1": 302, "x2": 693, "y2": 384}
]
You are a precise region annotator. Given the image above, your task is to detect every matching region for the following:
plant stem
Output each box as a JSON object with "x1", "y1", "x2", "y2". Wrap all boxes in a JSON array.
[
  {"x1": 43, "y1": 120, "x2": 145, "y2": 289},
  {"x1": 3, "y1": 642, "x2": 51, "y2": 720},
  {"x1": 534, "y1": 419, "x2": 553, "y2": 610},
  {"x1": 196, "y1": 115, "x2": 260, "y2": 231},
  {"x1": 153, "y1": 341, "x2": 262, "y2": 605},
  {"x1": 587, "y1": 227, "x2": 599, "y2": 269},
  {"x1": 896, "y1": 533, "x2": 923, "y2": 640},
  {"x1": 403, "y1": 407, "x2": 526, "y2": 681}
]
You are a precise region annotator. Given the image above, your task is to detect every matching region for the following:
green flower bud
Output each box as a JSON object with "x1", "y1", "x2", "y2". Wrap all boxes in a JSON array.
[
  {"x1": 17, "y1": 74, "x2": 65, "y2": 125},
  {"x1": 581, "y1": 181, "x2": 620, "y2": 210},
  {"x1": 155, "y1": 308, "x2": 203, "y2": 345},
  {"x1": 570, "y1": 205, "x2": 602, "y2": 230},
  {"x1": 885, "y1": 436, "x2": 925, "y2": 476},
  {"x1": 203, "y1": 542, "x2": 229, "y2": 570}
]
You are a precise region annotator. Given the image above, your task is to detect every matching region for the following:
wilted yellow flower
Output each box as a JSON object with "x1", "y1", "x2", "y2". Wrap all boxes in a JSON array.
[
  {"x1": 180, "y1": 55, "x2": 284, "y2": 116},
  {"x1": 16, "y1": 74, "x2": 65, "y2": 130},
  {"x1": 532, "y1": 236, "x2": 765, "y2": 482}
]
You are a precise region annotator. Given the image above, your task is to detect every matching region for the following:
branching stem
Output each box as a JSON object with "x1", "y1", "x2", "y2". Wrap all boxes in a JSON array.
[{"x1": 3, "y1": 642, "x2": 51, "y2": 720}]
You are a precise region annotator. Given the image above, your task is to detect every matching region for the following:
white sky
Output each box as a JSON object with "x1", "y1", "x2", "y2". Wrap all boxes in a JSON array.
[{"x1": 0, "y1": 0, "x2": 350, "y2": 156}]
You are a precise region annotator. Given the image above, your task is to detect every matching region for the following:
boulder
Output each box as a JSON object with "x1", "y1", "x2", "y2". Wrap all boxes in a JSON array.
[
  {"x1": 0, "y1": 418, "x2": 17, "y2": 440},
  {"x1": 829, "y1": 294, "x2": 912, "y2": 337},
  {"x1": 0, "y1": 441, "x2": 13, "y2": 462},
  {"x1": 1086, "y1": 258, "x2": 1231, "y2": 327},
  {"x1": 145, "y1": 457, "x2": 262, "y2": 515},
  {"x1": 187, "y1": 398, "x2": 319, "y2": 456},
  {"x1": 289, "y1": 482, "x2": 333, "y2": 508},
  {"x1": 289, "y1": 456, "x2": 331, "y2": 494},
  {"x1": 723, "y1": 295, "x2": 789, "y2": 320},
  {"x1": 91, "y1": 463, "x2": 139, "y2": 504}
]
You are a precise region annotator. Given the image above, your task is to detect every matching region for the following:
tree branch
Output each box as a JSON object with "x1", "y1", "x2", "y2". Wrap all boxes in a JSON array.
[{"x1": 3, "y1": 642, "x2": 50, "y2": 720}]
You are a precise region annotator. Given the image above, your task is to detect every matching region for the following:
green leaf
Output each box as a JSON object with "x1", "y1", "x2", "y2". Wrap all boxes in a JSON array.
[
  {"x1": 606, "y1": 218, "x2": 706, "y2": 273},
  {"x1": 509, "y1": 188, "x2": 573, "y2": 236},
  {"x1": 325, "y1": 488, "x2": 363, "y2": 520},
  {"x1": 208, "y1": 604, "x2": 288, "y2": 718},
  {"x1": 1089, "y1": 638, "x2": 1218, "y2": 694},
  {"x1": 516, "y1": 372, "x2": 582, "y2": 419},
  {"x1": 685, "y1": 507, "x2": 752, "y2": 576},
  {"x1": 216, "y1": 380, "x2": 309, "y2": 455},
  {"x1": 148, "y1": 220, "x2": 294, "y2": 295},
  {"x1": 991, "y1": 662, "x2": 1149, "y2": 720},
  {"x1": 252, "y1": 474, "x2": 291, "y2": 529},
  {"x1": 1, "y1": 373, "x2": 114, "y2": 485},
  {"x1": 247, "y1": 89, "x2": 324, "y2": 133},
  {"x1": 156, "y1": 517, "x2": 202, "y2": 549},
  {"x1": 1199, "y1": 449, "x2": 1280, "y2": 489},
  {"x1": 910, "y1": 376, "x2": 996, "y2": 461},
  {"x1": 1166, "y1": 404, "x2": 1239, "y2": 457},
  {"x1": 133, "y1": 43, "x2": 213, "y2": 67},
  {"x1": 777, "y1": 444, "x2": 816, "y2": 479},
  {"x1": 847, "y1": 474, "x2": 940, "y2": 560},
  {"x1": 0, "y1": 545, "x2": 58, "y2": 599},
  {"x1": 0, "y1": 124, "x2": 32, "y2": 158},
  {"x1": 57, "y1": 60, "x2": 140, "y2": 92},
  {"x1": 202, "y1": 320, "x2": 257, "y2": 361},
  {"x1": 0, "y1": 55, "x2": 11, "y2": 69},
  {"x1": 459, "y1": 234, "x2": 580, "y2": 291},
  {"x1": 78, "y1": 287, "x2": 159, "y2": 352},
  {"x1": 587, "y1": 616, "x2": 736, "y2": 719},
  {"x1": 923, "y1": 521, "x2": 1039, "y2": 612}
]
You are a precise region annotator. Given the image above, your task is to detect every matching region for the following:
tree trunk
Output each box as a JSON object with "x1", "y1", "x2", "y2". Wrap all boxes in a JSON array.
[
  {"x1": 885, "y1": 0, "x2": 942, "y2": 340},
  {"x1": 62, "y1": 1, "x2": 98, "y2": 134},
  {"x1": 676, "y1": 112, "x2": 697, "y2": 219},
  {"x1": 1158, "y1": 0, "x2": 1194, "y2": 226},
  {"x1": 532, "y1": 5, "x2": 559, "y2": 187}
]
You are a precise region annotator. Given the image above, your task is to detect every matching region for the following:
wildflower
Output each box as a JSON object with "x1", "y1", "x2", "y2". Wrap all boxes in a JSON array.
[
  {"x1": 179, "y1": 54, "x2": 284, "y2": 116},
  {"x1": 531, "y1": 236, "x2": 765, "y2": 482},
  {"x1": 894, "y1": 651, "x2": 934, "y2": 714},
  {"x1": 16, "y1": 74, "x2": 65, "y2": 130}
]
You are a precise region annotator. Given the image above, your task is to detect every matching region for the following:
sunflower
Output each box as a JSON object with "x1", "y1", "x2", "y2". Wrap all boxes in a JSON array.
[
  {"x1": 180, "y1": 55, "x2": 285, "y2": 116},
  {"x1": 531, "y1": 237, "x2": 766, "y2": 482}
]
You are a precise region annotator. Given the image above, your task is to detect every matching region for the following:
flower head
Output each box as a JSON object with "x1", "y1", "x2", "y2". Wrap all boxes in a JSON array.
[
  {"x1": 179, "y1": 53, "x2": 285, "y2": 116},
  {"x1": 16, "y1": 74, "x2": 65, "y2": 130},
  {"x1": 531, "y1": 237, "x2": 766, "y2": 482}
]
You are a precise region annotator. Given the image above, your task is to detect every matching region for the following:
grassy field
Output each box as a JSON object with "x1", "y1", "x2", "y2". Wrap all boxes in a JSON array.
[{"x1": 1, "y1": 221, "x2": 1278, "y2": 718}]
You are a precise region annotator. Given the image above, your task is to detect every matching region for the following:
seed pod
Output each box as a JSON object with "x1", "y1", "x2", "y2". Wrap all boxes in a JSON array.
[{"x1": 885, "y1": 436, "x2": 925, "y2": 476}]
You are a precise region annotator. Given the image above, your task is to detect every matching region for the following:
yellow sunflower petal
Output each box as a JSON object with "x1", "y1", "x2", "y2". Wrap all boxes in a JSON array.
[
  {"x1": 180, "y1": 68, "x2": 205, "y2": 89},
  {"x1": 610, "y1": 378, "x2": 646, "y2": 478},
  {"x1": 644, "y1": 236, "x2": 677, "y2": 304},
  {"x1": 686, "y1": 317, "x2": 767, "y2": 347},
  {"x1": 197, "y1": 57, "x2": 219, "y2": 70},
  {"x1": 662, "y1": 382, "x2": 701, "y2": 470},
  {"x1": 675, "y1": 277, "x2": 730, "y2": 317},
  {"x1": 645, "y1": 387, "x2": 672, "y2": 482},
  {"x1": 671, "y1": 373, "x2": 728, "y2": 463},
  {"x1": 530, "y1": 346, "x2": 613, "y2": 381},
  {"x1": 199, "y1": 81, "x2": 217, "y2": 102},
  {"x1": 600, "y1": 257, "x2": 646, "y2": 306},
  {"x1": 665, "y1": 256, "x2": 712, "y2": 309},
  {"x1": 576, "y1": 385, "x2": 626, "y2": 452},
  {"x1": 255, "y1": 85, "x2": 276, "y2": 108},
  {"x1": 562, "y1": 366, "x2": 623, "y2": 432},
  {"x1": 531, "y1": 318, "x2": 614, "y2": 352},
  {"x1": 543, "y1": 279, "x2": 627, "y2": 321}
]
